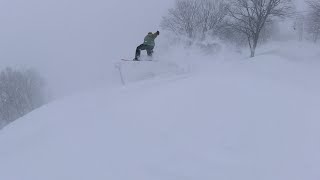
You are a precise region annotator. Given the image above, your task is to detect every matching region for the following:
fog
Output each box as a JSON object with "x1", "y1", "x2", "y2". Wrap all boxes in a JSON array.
[
  {"x1": 0, "y1": 0, "x2": 307, "y2": 98},
  {"x1": 294, "y1": 0, "x2": 307, "y2": 11},
  {"x1": 0, "y1": 0, "x2": 173, "y2": 98}
]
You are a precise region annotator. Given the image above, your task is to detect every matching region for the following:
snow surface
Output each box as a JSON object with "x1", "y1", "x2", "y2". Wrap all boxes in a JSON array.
[
  {"x1": 1, "y1": 41, "x2": 320, "y2": 180},
  {"x1": 0, "y1": 0, "x2": 320, "y2": 179}
]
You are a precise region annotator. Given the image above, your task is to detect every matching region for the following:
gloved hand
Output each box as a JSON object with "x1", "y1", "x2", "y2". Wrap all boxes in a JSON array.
[{"x1": 156, "y1": 31, "x2": 160, "y2": 35}]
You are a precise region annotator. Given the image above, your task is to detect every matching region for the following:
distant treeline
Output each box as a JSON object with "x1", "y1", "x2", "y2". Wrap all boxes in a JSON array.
[
  {"x1": 161, "y1": 0, "x2": 320, "y2": 57},
  {"x1": 0, "y1": 67, "x2": 47, "y2": 129}
]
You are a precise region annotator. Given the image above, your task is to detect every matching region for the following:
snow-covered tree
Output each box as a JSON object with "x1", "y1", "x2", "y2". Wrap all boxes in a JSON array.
[{"x1": 0, "y1": 68, "x2": 47, "y2": 129}]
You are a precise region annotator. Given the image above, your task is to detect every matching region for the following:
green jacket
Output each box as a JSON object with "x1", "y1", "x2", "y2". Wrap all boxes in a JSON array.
[{"x1": 143, "y1": 32, "x2": 158, "y2": 47}]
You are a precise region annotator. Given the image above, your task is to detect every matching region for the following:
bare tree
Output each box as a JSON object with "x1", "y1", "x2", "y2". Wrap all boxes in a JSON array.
[
  {"x1": 308, "y1": 0, "x2": 320, "y2": 11},
  {"x1": 161, "y1": 0, "x2": 201, "y2": 40},
  {"x1": 0, "y1": 68, "x2": 47, "y2": 129},
  {"x1": 161, "y1": 0, "x2": 228, "y2": 41},
  {"x1": 306, "y1": 0, "x2": 320, "y2": 43},
  {"x1": 228, "y1": 0, "x2": 293, "y2": 57},
  {"x1": 197, "y1": 0, "x2": 229, "y2": 39},
  {"x1": 294, "y1": 14, "x2": 305, "y2": 41}
]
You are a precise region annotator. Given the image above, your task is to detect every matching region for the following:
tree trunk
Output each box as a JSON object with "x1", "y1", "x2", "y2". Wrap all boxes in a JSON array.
[
  {"x1": 250, "y1": 48, "x2": 255, "y2": 57},
  {"x1": 247, "y1": 37, "x2": 254, "y2": 58},
  {"x1": 314, "y1": 31, "x2": 319, "y2": 43},
  {"x1": 250, "y1": 37, "x2": 258, "y2": 58},
  {"x1": 252, "y1": 35, "x2": 259, "y2": 57}
]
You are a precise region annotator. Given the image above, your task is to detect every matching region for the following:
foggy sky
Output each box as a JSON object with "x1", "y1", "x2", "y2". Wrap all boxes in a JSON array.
[
  {"x1": 0, "y1": 0, "x2": 173, "y2": 97},
  {"x1": 0, "y1": 0, "x2": 307, "y2": 98}
]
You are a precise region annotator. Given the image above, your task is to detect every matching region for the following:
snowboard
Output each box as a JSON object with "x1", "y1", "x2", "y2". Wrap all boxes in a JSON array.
[{"x1": 121, "y1": 59, "x2": 154, "y2": 62}]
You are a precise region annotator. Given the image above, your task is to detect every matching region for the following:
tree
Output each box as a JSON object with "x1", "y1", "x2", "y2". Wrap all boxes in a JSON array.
[
  {"x1": 308, "y1": 0, "x2": 320, "y2": 11},
  {"x1": 306, "y1": 0, "x2": 320, "y2": 43},
  {"x1": 227, "y1": 0, "x2": 293, "y2": 57},
  {"x1": 161, "y1": 0, "x2": 228, "y2": 41},
  {"x1": 0, "y1": 68, "x2": 47, "y2": 129},
  {"x1": 161, "y1": 0, "x2": 200, "y2": 40},
  {"x1": 196, "y1": 0, "x2": 229, "y2": 40},
  {"x1": 294, "y1": 14, "x2": 305, "y2": 41}
]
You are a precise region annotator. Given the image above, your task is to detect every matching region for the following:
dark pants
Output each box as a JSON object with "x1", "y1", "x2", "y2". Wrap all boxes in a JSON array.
[{"x1": 135, "y1": 44, "x2": 154, "y2": 59}]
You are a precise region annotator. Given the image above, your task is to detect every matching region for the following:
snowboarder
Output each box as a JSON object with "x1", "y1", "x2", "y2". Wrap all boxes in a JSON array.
[{"x1": 134, "y1": 31, "x2": 160, "y2": 61}]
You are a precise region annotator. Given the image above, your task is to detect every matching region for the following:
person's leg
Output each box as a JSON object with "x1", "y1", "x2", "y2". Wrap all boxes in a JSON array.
[
  {"x1": 135, "y1": 44, "x2": 147, "y2": 60},
  {"x1": 134, "y1": 44, "x2": 142, "y2": 60},
  {"x1": 146, "y1": 46, "x2": 154, "y2": 57}
]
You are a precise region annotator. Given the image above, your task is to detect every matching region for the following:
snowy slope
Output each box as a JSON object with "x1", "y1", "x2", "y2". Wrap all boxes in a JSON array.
[{"x1": 1, "y1": 42, "x2": 320, "y2": 180}]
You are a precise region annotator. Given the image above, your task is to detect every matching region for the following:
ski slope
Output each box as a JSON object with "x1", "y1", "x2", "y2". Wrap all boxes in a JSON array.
[{"x1": 1, "y1": 42, "x2": 320, "y2": 180}]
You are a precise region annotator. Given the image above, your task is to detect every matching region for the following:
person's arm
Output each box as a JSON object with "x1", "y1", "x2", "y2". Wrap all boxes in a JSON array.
[{"x1": 152, "y1": 31, "x2": 160, "y2": 38}]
